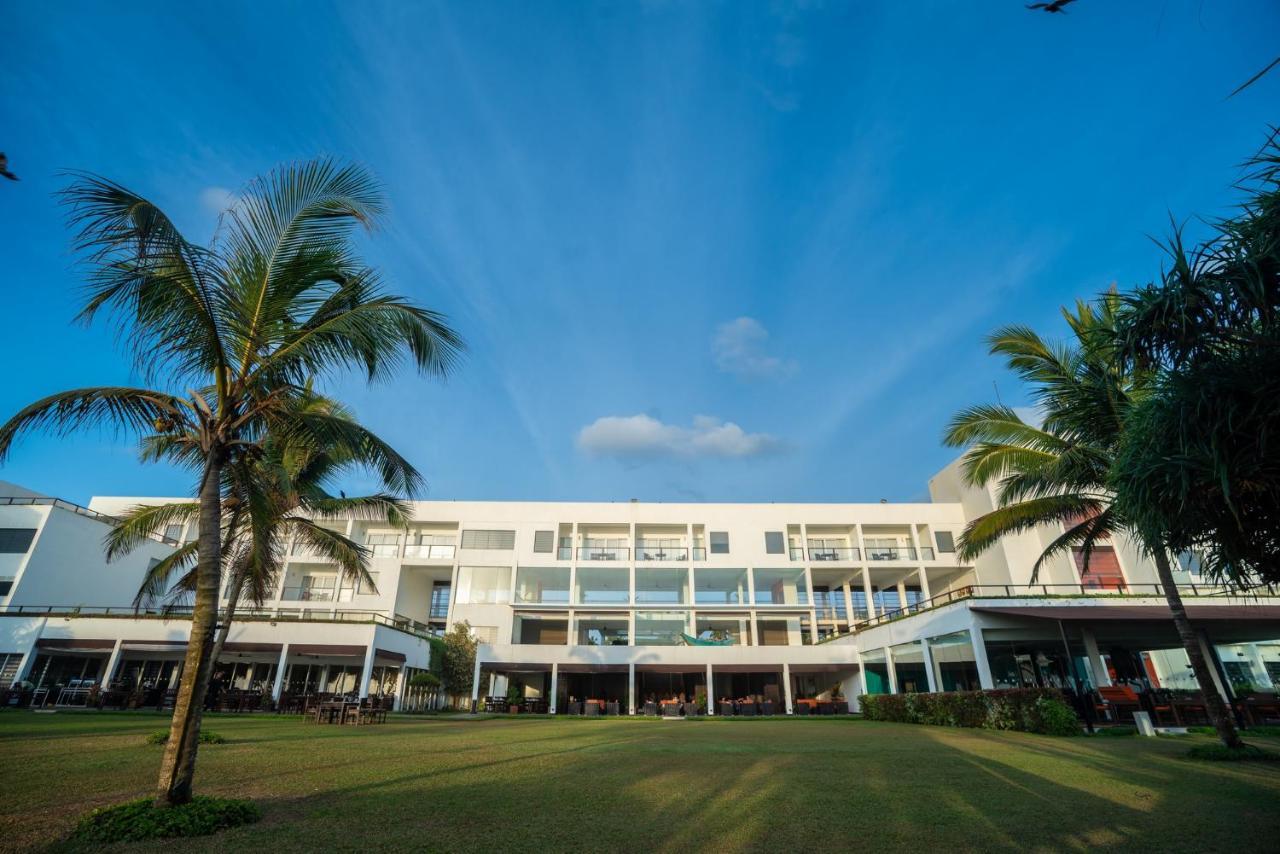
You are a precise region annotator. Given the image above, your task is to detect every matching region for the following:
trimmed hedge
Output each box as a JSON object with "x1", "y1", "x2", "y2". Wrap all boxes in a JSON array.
[
  {"x1": 859, "y1": 688, "x2": 1081, "y2": 736},
  {"x1": 70, "y1": 796, "x2": 261, "y2": 843},
  {"x1": 145, "y1": 729, "x2": 226, "y2": 745}
]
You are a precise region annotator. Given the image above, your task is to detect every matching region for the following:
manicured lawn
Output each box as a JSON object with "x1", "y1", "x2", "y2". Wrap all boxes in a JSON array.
[{"x1": 2, "y1": 713, "x2": 1278, "y2": 852}]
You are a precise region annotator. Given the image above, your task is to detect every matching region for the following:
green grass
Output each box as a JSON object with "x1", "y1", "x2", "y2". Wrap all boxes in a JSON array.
[{"x1": 1, "y1": 712, "x2": 1278, "y2": 852}]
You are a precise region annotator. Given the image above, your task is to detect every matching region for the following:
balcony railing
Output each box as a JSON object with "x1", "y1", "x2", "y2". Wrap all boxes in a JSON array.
[
  {"x1": 691, "y1": 547, "x2": 707, "y2": 561},
  {"x1": 403, "y1": 544, "x2": 455, "y2": 559},
  {"x1": 866, "y1": 546, "x2": 935, "y2": 561},
  {"x1": 577, "y1": 547, "x2": 629, "y2": 561},
  {"x1": 808, "y1": 547, "x2": 860, "y2": 562},
  {"x1": 281, "y1": 586, "x2": 336, "y2": 602},
  {"x1": 0, "y1": 496, "x2": 179, "y2": 546},
  {"x1": 637, "y1": 547, "x2": 688, "y2": 561}
]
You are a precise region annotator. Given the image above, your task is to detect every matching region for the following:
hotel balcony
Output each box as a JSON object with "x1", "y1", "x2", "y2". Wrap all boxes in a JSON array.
[
  {"x1": 807, "y1": 546, "x2": 860, "y2": 562},
  {"x1": 637, "y1": 546, "x2": 705, "y2": 562},
  {"x1": 577, "y1": 546, "x2": 629, "y2": 561},
  {"x1": 403, "y1": 543, "x2": 455, "y2": 560},
  {"x1": 281, "y1": 585, "x2": 335, "y2": 602},
  {"x1": 866, "y1": 546, "x2": 935, "y2": 562}
]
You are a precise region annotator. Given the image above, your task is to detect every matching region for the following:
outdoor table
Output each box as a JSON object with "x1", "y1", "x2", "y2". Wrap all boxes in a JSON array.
[
  {"x1": 315, "y1": 700, "x2": 357, "y2": 724},
  {"x1": 643, "y1": 701, "x2": 658, "y2": 716}
]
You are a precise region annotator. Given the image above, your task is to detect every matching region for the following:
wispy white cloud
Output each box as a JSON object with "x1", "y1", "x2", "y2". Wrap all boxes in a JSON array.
[
  {"x1": 713, "y1": 317, "x2": 796, "y2": 380},
  {"x1": 199, "y1": 186, "x2": 235, "y2": 215},
  {"x1": 577, "y1": 414, "x2": 780, "y2": 460}
]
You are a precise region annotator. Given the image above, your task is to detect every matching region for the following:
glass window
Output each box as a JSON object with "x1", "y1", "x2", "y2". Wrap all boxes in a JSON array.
[
  {"x1": 634, "y1": 611, "x2": 687, "y2": 646},
  {"x1": 752, "y1": 568, "x2": 808, "y2": 605},
  {"x1": 755, "y1": 616, "x2": 801, "y2": 646},
  {"x1": 928, "y1": 631, "x2": 981, "y2": 692},
  {"x1": 429, "y1": 582, "x2": 451, "y2": 619},
  {"x1": 891, "y1": 640, "x2": 929, "y2": 693},
  {"x1": 764, "y1": 532, "x2": 785, "y2": 554},
  {"x1": 455, "y1": 566, "x2": 511, "y2": 604},
  {"x1": 357, "y1": 572, "x2": 380, "y2": 595},
  {"x1": 861, "y1": 648, "x2": 891, "y2": 695},
  {"x1": 513, "y1": 615, "x2": 568, "y2": 645},
  {"x1": 163, "y1": 524, "x2": 183, "y2": 542},
  {"x1": 934, "y1": 531, "x2": 956, "y2": 554},
  {"x1": 0, "y1": 529, "x2": 36, "y2": 554},
  {"x1": 514, "y1": 566, "x2": 570, "y2": 604},
  {"x1": 709, "y1": 531, "x2": 729, "y2": 554},
  {"x1": 365, "y1": 532, "x2": 400, "y2": 556},
  {"x1": 693, "y1": 567, "x2": 749, "y2": 604},
  {"x1": 694, "y1": 614, "x2": 751, "y2": 646},
  {"x1": 574, "y1": 614, "x2": 630, "y2": 646},
  {"x1": 575, "y1": 566, "x2": 630, "y2": 604},
  {"x1": 635, "y1": 567, "x2": 689, "y2": 605}
]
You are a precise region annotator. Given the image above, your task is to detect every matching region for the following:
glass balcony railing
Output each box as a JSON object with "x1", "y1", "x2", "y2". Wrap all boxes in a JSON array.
[
  {"x1": 403, "y1": 544, "x2": 455, "y2": 559},
  {"x1": 281, "y1": 586, "x2": 336, "y2": 602},
  {"x1": 808, "y1": 546, "x2": 860, "y2": 562},
  {"x1": 866, "y1": 546, "x2": 934, "y2": 561},
  {"x1": 578, "y1": 547, "x2": 629, "y2": 561},
  {"x1": 637, "y1": 547, "x2": 688, "y2": 561}
]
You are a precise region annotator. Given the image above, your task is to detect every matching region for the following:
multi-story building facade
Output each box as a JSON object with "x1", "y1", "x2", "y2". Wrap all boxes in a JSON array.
[{"x1": 2, "y1": 463, "x2": 1277, "y2": 715}]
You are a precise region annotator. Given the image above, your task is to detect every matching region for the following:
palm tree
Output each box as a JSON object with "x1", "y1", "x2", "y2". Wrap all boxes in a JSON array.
[
  {"x1": 0, "y1": 160, "x2": 463, "y2": 805},
  {"x1": 943, "y1": 295, "x2": 1243, "y2": 748},
  {"x1": 106, "y1": 393, "x2": 413, "y2": 673}
]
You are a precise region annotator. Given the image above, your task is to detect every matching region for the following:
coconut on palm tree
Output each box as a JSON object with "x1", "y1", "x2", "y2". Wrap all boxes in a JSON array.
[
  {"x1": 943, "y1": 295, "x2": 1243, "y2": 749},
  {"x1": 0, "y1": 160, "x2": 463, "y2": 804},
  {"x1": 106, "y1": 392, "x2": 414, "y2": 673}
]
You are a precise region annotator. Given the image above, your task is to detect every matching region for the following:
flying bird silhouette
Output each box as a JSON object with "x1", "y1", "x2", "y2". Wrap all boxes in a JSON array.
[
  {"x1": 1027, "y1": 0, "x2": 1076, "y2": 12},
  {"x1": 0, "y1": 153, "x2": 17, "y2": 181}
]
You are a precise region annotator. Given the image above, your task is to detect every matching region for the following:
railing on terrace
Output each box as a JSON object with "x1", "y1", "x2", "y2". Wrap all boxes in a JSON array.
[
  {"x1": 817, "y1": 581, "x2": 1280, "y2": 643},
  {"x1": 865, "y1": 546, "x2": 936, "y2": 561},
  {"x1": 403, "y1": 544, "x2": 455, "y2": 559},
  {"x1": 637, "y1": 547, "x2": 689, "y2": 561},
  {"x1": 281, "y1": 586, "x2": 336, "y2": 602},
  {"x1": 0, "y1": 603, "x2": 436, "y2": 637},
  {"x1": 808, "y1": 547, "x2": 860, "y2": 562},
  {"x1": 0, "y1": 496, "x2": 179, "y2": 546},
  {"x1": 577, "y1": 547, "x2": 629, "y2": 561}
]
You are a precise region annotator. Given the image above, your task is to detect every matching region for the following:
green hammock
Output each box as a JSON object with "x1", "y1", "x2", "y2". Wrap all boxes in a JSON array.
[{"x1": 680, "y1": 632, "x2": 734, "y2": 647}]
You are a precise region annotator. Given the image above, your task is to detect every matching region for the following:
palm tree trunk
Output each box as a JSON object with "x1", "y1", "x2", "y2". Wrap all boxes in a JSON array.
[
  {"x1": 1151, "y1": 549, "x2": 1244, "y2": 749},
  {"x1": 155, "y1": 453, "x2": 223, "y2": 806}
]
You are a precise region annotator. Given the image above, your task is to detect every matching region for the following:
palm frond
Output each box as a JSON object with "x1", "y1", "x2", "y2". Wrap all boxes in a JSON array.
[
  {"x1": 105, "y1": 501, "x2": 199, "y2": 560},
  {"x1": 0, "y1": 387, "x2": 187, "y2": 463},
  {"x1": 132, "y1": 541, "x2": 199, "y2": 610},
  {"x1": 957, "y1": 494, "x2": 1103, "y2": 562}
]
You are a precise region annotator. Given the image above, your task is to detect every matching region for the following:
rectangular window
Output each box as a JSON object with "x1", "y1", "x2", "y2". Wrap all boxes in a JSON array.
[
  {"x1": 709, "y1": 531, "x2": 729, "y2": 554},
  {"x1": 693, "y1": 567, "x2": 749, "y2": 605},
  {"x1": 357, "y1": 572, "x2": 380, "y2": 595},
  {"x1": 513, "y1": 615, "x2": 568, "y2": 645},
  {"x1": 575, "y1": 566, "x2": 630, "y2": 604},
  {"x1": 574, "y1": 614, "x2": 629, "y2": 646},
  {"x1": 1074, "y1": 546, "x2": 1126, "y2": 591},
  {"x1": 163, "y1": 524, "x2": 183, "y2": 542},
  {"x1": 514, "y1": 566, "x2": 571, "y2": 604},
  {"x1": 635, "y1": 567, "x2": 689, "y2": 605},
  {"x1": 365, "y1": 532, "x2": 400, "y2": 556},
  {"x1": 429, "y1": 581, "x2": 451, "y2": 619},
  {"x1": 0, "y1": 579, "x2": 15, "y2": 597},
  {"x1": 460, "y1": 529, "x2": 516, "y2": 550},
  {"x1": 764, "y1": 532, "x2": 785, "y2": 554},
  {"x1": 471, "y1": 625, "x2": 498, "y2": 644},
  {"x1": 532, "y1": 530, "x2": 555, "y2": 554},
  {"x1": 752, "y1": 568, "x2": 808, "y2": 605},
  {"x1": 633, "y1": 611, "x2": 687, "y2": 646},
  {"x1": 0, "y1": 528, "x2": 36, "y2": 554},
  {"x1": 934, "y1": 531, "x2": 956, "y2": 554},
  {"x1": 455, "y1": 566, "x2": 512, "y2": 604}
]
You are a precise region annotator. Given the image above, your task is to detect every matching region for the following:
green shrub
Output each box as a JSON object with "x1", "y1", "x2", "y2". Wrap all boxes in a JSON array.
[
  {"x1": 1095, "y1": 725, "x2": 1137, "y2": 736},
  {"x1": 858, "y1": 688, "x2": 1081, "y2": 736},
  {"x1": 70, "y1": 796, "x2": 261, "y2": 842},
  {"x1": 145, "y1": 729, "x2": 227, "y2": 745},
  {"x1": 1186, "y1": 743, "x2": 1280, "y2": 762}
]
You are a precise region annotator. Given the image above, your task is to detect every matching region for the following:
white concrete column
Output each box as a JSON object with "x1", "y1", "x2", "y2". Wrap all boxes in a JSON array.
[
  {"x1": 862, "y1": 568, "x2": 876, "y2": 618},
  {"x1": 885, "y1": 647, "x2": 899, "y2": 694},
  {"x1": 271, "y1": 643, "x2": 289, "y2": 701},
  {"x1": 1246, "y1": 644, "x2": 1272, "y2": 688},
  {"x1": 917, "y1": 567, "x2": 931, "y2": 601},
  {"x1": 970, "y1": 625, "x2": 995, "y2": 690},
  {"x1": 549, "y1": 662, "x2": 559, "y2": 714},
  {"x1": 470, "y1": 655, "x2": 483, "y2": 709},
  {"x1": 628, "y1": 662, "x2": 636, "y2": 714},
  {"x1": 857, "y1": 650, "x2": 870, "y2": 698},
  {"x1": 1081, "y1": 629, "x2": 1111, "y2": 688},
  {"x1": 392, "y1": 665, "x2": 406, "y2": 711},
  {"x1": 896, "y1": 579, "x2": 908, "y2": 612},
  {"x1": 706, "y1": 662, "x2": 714, "y2": 715},
  {"x1": 358, "y1": 644, "x2": 377, "y2": 698},
  {"x1": 101, "y1": 639, "x2": 124, "y2": 688},
  {"x1": 920, "y1": 640, "x2": 939, "y2": 692},
  {"x1": 782, "y1": 662, "x2": 794, "y2": 714},
  {"x1": 842, "y1": 581, "x2": 855, "y2": 631},
  {"x1": 445, "y1": 563, "x2": 460, "y2": 630},
  {"x1": 748, "y1": 610, "x2": 759, "y2": 646}
]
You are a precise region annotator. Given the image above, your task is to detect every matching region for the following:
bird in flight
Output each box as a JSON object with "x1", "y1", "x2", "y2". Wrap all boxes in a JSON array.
[
  {"x1": 1027, "y1": 0, "x2": 1076, "y2": 12},
  {"x1": 0, "y1": 153, "x2": 17, "y2": 181}
]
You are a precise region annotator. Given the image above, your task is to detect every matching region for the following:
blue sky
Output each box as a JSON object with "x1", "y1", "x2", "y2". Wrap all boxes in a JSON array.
[{"x1": 1, "y1": 1, "x2": 1276, "y2": 505}]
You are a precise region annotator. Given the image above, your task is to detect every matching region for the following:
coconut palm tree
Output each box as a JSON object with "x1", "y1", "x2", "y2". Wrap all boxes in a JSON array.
[
  {"x1": 0, "y1": 160, "x2": 463, "y2": 805},
  {"x1": 943, "y1": 295, "x2": 1243, "y2": 749},
  {"x1": 106, "y1": 393, "x2": 413, "y2": 672}
]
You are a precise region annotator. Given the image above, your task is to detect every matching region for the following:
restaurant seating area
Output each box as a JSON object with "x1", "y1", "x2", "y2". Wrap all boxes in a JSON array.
[
  {"x1": 306, "y1": 695, "x2": 394, "y2": 725},
  {"x1": 1093, "y1": 684, "x2": 1280, "y2": 728}
]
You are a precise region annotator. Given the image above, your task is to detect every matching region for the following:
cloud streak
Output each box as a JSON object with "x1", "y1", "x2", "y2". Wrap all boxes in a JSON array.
[
  {"x1": 713, "y1": 317, "x2": 796, "y2": 380},
  {"x1": 577, "y1": 414, "x2": 780, "y2": 460}
]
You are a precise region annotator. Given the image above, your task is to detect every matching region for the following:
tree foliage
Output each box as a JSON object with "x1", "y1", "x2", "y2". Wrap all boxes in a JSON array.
[{"x1": 440, "y1": 621, "x2": 478, "y2": 705}]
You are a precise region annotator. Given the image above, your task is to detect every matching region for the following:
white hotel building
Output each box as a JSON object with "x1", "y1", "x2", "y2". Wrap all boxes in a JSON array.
[{"x1": 1, "y1": 461, "x2": 1278, "y2": 717}]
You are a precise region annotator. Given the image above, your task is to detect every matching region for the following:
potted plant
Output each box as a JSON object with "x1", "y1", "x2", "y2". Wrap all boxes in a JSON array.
[{"x1": 506, "y1": 680, "x2": 522, "y2": 713}]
